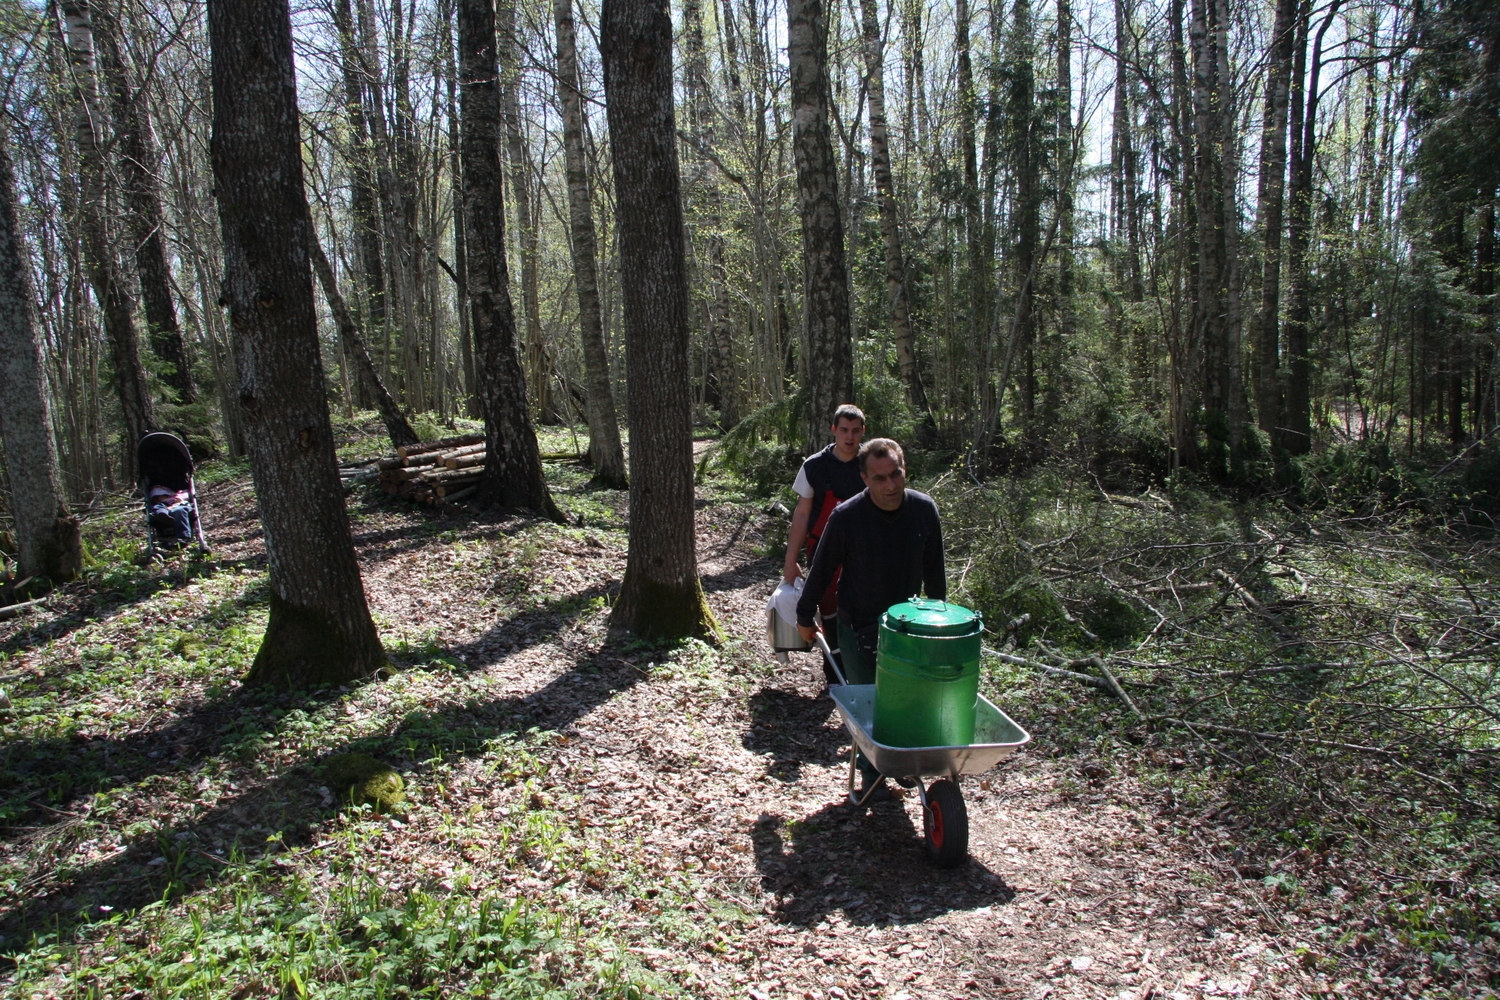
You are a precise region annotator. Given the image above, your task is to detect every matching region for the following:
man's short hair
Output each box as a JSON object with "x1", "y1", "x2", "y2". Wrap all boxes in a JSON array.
[
  {"x1": 858, "y1": 437, "x2": 905, "y2": 473},
  {"x1": 831, "y1": 404, "x2": 866, "y2": 427}
]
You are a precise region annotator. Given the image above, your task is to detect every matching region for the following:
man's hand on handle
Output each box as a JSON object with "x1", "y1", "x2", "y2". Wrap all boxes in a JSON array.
[
  {"x1": 797, "y1": 621, "x2": 820, "y2": 644},
  {"x1": 782, "y1": 559, "x2": 804, "y2": 585}
]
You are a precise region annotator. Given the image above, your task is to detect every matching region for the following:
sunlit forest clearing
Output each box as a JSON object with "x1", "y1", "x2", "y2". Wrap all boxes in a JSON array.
[{"x1": 0, "y1": 0, "x2": 1498, "y2": 994}]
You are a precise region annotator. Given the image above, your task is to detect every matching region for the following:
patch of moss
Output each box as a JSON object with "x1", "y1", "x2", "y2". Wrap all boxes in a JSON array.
[
  {"x1": 1078, "y1": 584, "x2": 1146, "y2": 648},
  {"x1": 323, "y1": 752, "x2": 407, "y2": 814}
]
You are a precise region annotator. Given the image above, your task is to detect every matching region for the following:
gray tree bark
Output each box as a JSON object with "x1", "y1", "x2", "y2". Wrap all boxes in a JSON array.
[
  {"x1": 60, "y1": 1, "x2": 154, "y2": 479},
  {"x1": 308, "y1": 234, "x2": 419, "y2": 448},
  {"x1": 1047, "y1": 0, "x2": 1075, "y2": 431},
  {"x1": 859, "y1": 0, "x2": 932, "y2": 435},
  {"x1": 1255, "y1": 0, "x2": 1299, "y2": 443},
  {"x1": 441, "y1": 0, "x2": 475, "y2": 416},
  {"x1": 1283, "y1": 0, "x2": 1339, "y2": 455},
  {"x1": 92, "y1": 2, "x2": 195, "y2": 406},
  {"x1": 1189, "y1": 0, "x2": 1243, "y2": 474},
  {"x1": 683, "y1": 0, "x2": 740, "y2": 429},
  {"x1": 207, "y1": 0, "x2": 387, "y2": 687},
  {"x1": 1111, "y1": 0, "x2": 1143, "y2": 301},
  {"x1": 332, "y1": 0, "x2": 387, "y2": 404},
  {"x1": 600, "y1": 0, "x2": 720, "y2": 641},
  {"x1": 787, "y1": 0, "x2": 852, "y2": 453},
  {"x1": 499, "y1": 0, "x2": 551, "y2": 422},
  {"x1": 1011, "y1": 0, "x2": 1040, "y2": 426},
  {"x1": 958, "y1": 0, "x2": 992, "y2": 449},
  {"x1": 456, "y1": 0, "x2": 563, "y2": 518},
  {"x1": 554, "y1": 0, "x2": 627, "y2": 487},
  {"x1": 0, "y1": 138, "x2": 82, "y2": 582}
]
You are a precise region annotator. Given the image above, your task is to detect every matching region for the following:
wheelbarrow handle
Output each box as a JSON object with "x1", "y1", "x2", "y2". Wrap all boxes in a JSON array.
[{"x1": 813, "y1": 629, "x2": 849, "y2": 687}]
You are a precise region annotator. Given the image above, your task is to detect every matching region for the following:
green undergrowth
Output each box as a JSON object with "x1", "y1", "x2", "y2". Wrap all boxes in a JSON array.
[
  {"x1": 0, "y1": 447, "x2": 768, "y2": 997},
  {"x1": 941, "y1": 467, "x2": 1500, "y2": 986},
  {"x1": 7, "y1": 727, "x2": 683, "y2": 998}
]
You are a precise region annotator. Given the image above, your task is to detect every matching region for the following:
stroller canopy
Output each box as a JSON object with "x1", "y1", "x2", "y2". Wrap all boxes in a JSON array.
[{"x1": 137, "y1": 432, "x2": 195, "y2": 492}]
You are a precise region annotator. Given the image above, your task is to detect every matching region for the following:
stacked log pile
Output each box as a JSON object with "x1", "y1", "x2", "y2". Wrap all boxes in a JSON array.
[{"x1": 376, "y1": 433, "x2": 487, "y2": 507}]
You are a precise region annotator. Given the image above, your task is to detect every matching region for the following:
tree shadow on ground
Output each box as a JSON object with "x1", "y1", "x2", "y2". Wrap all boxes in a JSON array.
[
  {"x1": 0, "y1": 643, "x2": 647, "y2": 953},
  {"x1": 698, "y1": 559, "x2": 775, "y2": 594},
  {"x1": 741, "y1": 687, "x2": 848, "y2": 783},
  {"x1": 0, "y1": 581, "x2": 612, "y2": 846},
  {"x1": 436, "y1": 583, "x2": 617, "y2": 672},
  {"x1": 749, "y1": 801, "x2": 1014, "y2": 928}
]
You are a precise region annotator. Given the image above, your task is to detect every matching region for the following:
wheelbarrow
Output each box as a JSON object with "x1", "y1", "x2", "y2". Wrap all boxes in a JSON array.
[{"x1": 814, "y1": 632, "x2": 1030, "y2": 867}]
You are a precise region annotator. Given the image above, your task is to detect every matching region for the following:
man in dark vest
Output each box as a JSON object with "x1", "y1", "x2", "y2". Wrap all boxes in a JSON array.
[
  {"x1": 795, "y1": 437, "x2": 946, "y2": 802},
  {"x1": 783, "y1": 405, "x2": 867, "y2": 643}
]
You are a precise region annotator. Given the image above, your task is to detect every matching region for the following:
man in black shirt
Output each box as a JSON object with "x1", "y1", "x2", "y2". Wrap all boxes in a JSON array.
[
  {"x1": 795, "y1": 437, "x2": 946, "y2": 800},
  {"x1": 795, "y1": 436, "x2": 946, "y2": 674}
]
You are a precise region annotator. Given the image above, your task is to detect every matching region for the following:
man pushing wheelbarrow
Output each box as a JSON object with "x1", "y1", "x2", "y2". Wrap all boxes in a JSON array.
[{"x1": 793, "y1": 437, "x2": 1029, "y2": 866}]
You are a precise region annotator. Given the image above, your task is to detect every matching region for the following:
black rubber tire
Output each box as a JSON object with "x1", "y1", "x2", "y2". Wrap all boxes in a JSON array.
[{"x1": 923, "y1": 779, "x2": 968, "y2": 868}]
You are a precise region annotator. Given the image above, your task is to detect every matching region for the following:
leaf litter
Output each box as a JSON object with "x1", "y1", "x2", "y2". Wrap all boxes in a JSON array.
[{"x1": 0, "y1": 438, "x2": 1478, "y2": 998}]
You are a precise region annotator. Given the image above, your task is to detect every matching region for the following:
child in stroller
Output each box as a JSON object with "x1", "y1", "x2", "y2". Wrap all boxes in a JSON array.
[
  {"x1": 147, "y1": 484, "x2": 193, "y2": 545},
  {"x1": 137, "y1": 432, "x2": 209, "y2": 556}
]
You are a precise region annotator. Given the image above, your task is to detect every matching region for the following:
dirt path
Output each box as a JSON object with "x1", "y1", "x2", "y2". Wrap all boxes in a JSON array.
[
  {"x1": 328, "y1": 477, "x2": 1323, "y2": 999},
  {"x1": 5, "y1": 468, "x2": 1327, "y2": 998}
]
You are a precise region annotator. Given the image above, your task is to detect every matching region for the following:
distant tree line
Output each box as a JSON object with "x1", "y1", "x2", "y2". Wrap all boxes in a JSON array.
[{"x1": 2, "y1": 0, "x2": 1495, "y2": 493}]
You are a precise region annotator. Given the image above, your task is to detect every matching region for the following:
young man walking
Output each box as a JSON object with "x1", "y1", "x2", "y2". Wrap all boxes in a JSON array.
[{"x1": 783, "y1": 405, "x2": 867, "y2": 640}]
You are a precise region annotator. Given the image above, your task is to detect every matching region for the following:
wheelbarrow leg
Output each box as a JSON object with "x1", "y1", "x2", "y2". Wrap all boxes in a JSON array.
[{"x1": 845, "y1": 746, "x2": 887, "y2": 808}]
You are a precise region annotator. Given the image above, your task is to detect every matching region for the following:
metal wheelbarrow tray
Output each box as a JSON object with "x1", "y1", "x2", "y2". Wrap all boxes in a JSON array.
[
  {"x1": 828, "y1": 683, "x2": 1031, "y2": 779},
  {"x1": 813, "y1": 633, "x2": 1031, "y2": 867}
]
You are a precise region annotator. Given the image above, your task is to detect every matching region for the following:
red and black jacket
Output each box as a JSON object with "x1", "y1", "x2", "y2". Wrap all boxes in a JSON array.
[{"x1": 798, "y1": 444, "x2": 865, "y2": 559}]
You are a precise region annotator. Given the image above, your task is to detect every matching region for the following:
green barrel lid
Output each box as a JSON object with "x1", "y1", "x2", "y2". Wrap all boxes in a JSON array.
[{"x1": 883, "y1": 597, "x2": 981, "y2": 636}]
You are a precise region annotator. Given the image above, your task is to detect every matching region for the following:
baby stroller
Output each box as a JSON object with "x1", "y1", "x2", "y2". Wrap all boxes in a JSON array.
[{"x1": 137, "y1": 432, "x2": 209, "y2": 558}]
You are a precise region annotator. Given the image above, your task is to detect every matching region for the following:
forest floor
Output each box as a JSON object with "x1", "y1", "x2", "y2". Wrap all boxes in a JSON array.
[{"x1": 0, "y1": 421, "x2": 1492, "y2": 999}]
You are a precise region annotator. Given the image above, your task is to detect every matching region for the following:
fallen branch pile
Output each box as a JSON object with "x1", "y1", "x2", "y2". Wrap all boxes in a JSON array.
[{"x1": 376, "y1": 434, "x2": 487, "y2": 507}]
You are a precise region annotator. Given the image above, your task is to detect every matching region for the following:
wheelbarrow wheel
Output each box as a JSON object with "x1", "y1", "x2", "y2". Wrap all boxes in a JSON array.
[{"x1": 923, "y1": 779, "x2": 968, "y2": 868}]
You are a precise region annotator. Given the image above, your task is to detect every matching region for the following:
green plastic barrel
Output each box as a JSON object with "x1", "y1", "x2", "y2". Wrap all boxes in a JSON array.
[{"x1": 873, "y1": 599, "x2": 983, "y2": 748}]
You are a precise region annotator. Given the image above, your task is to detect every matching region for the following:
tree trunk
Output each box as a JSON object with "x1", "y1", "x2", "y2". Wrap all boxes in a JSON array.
[
  {"x1": 1255, "y1": 0, "x2": 1299, "y2": 443},
  {"x1": 1011, "y1": 0, "x2": 1039, "y2": 427},
  {"x1": 1190, "y1": 0, "x2": 1242, "y2": 475},
  {"x1": 683, "y1": 0, "x2": 740, "y2": 430},
  {"x1": 1112, "y1": 0, "x2": 1143, "y2": 302},
  {"x1": 0, "y1": 138, "x2": 82, "y2": 582},
  {"x1": 355, "y1": 0, "x2": 405, "y2": 393},
  {"x1": 60, "y1": 1, "x2": 154, "y2": 479},
  {"x1": 437, "y1": 0, "x2": 475, "y2": 417},
  {"x1": 332, "y1": 0, "x2": 387, "y2": 407},
  {"x1": 1283, "y1": 0, "x2": 1339, "y2": 455},
  {"x1": 499, "y1": 0, "x2": 551, "y2": 423},
  {"x1": 859, "y1": 0, "x2": 933, "y2": 438},
  {"x1": 456, "y1": 0, "x2": 563, "y2": 519},
  {"x1": 957, "y1": 0, "x2": 990, "y2": 448},
  {"x1": 1047, "y1": 0, "x2": 1075, "y2": 432},
  {"x1": 787, "y1": 0, "x2": 852, "y2": 453},
  {"x1": 207, "y1": 0, "x2": 387, "y2": 687},
  {"x1": 600, "y1": 0, "x2": 720, "y2": 641},
  {"x1": 1168, "y1": 0, "x2": 1198, "y2": 469},
  {"x1": 308, "y1": 234, "x2": 419, "y2": 448},
  {"x1": 1214, "y1": 0, "x2": 1245, "y2": 470},
  {"x1": 92, "y1": 2, "x2": 195, "y2": 406},
  {"x1": 554, "y1": 0, "x2": 627, "y2": 486}
]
